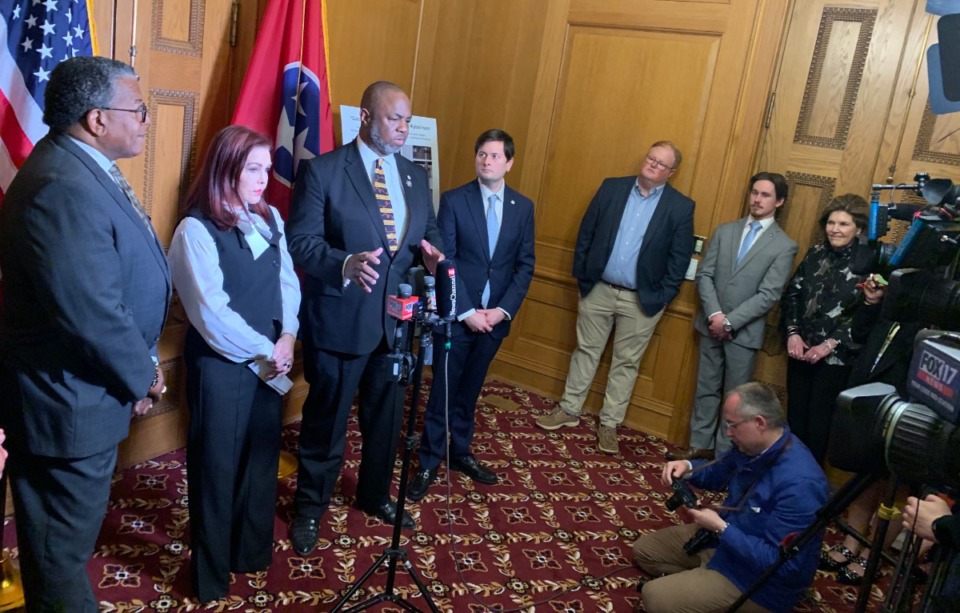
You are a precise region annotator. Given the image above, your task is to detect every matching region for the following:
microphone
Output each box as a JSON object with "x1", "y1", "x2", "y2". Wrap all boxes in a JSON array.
[
  {"x1": 423, "y1": 276, "x2": 437, "y2": 312},
  {"x1": 435, "y1": 259, "x2": 457, "y2": 320},
  {"x1": 386, "y1": 283, "x2": 419, "y2": 321},
  {"x1": 886, "y1": 203, "x2": 924, "y2": 221},
  {"x1": 406, "y1": 266, "x2": 426, "y2": 300}
]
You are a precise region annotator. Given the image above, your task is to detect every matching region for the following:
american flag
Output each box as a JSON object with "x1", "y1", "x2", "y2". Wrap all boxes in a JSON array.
[{"x1": 0, "y1": 0, "x2": 97, "y2": 200}]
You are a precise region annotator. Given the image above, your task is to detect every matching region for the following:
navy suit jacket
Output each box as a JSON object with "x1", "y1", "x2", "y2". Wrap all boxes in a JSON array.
[
  {"x1": 437, "y1": 180, "x2": 535, "y2": 340},
  {"x1": 0, "y1": 131, "x2": 172, "y2": 458},
  {"x1": 573, "y1": 177, "x2": 695, "y2": 316},
  {"x1": 287, "y1": 139, "x2": 444, "y2": 355}
]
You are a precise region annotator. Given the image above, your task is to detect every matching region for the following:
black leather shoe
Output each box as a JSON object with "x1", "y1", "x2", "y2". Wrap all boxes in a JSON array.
[
  {"x1": 665, "y1": 447, "x2": 715, "y2": 461},
  {"x1": 290, "y1": 515, "x2": 320, "y2": 556},
  {"x1": 450, "y1": 455, "x2": 498, "y2": 485},
  {"x1": 407, "y1": 467, "x2": 438, "y2": 502},
  {"x1": 357, "y1": 500, "x2": 416, "y2": 530}
]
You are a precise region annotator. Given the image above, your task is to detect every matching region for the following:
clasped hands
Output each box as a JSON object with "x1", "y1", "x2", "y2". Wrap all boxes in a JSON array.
[
  {"x1": 345, "y1": 240, "x2": 444, "y2": 293},
  {"x1": 134, "y1": 367, "x2": 166, "y2": 416},
  {"x1": 707, "y1": 313, "x2": 732, "y2": 341},
  {"x1": 464, "y1": 309, "x2": 505, "y2": 333},
  {"x1": 786, "y1": 334, "x2": 833, "y2": 364},
  {"x1": 259, "y1": 333, "x2": 297, "y2": 381}
]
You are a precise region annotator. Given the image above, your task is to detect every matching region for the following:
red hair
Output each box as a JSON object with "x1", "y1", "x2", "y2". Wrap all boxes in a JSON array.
[{"x1": 182, "y1": 125, "x2": 273, "y2": 229}]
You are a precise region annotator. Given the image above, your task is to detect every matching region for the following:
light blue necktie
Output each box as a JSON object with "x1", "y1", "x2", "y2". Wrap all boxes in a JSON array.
[
  {"x1": 481, "y1": 194, "x2": 500, "y2": 308},
  {"x1": 736, "y1": 221, "x2": 761, "y2": 265}
]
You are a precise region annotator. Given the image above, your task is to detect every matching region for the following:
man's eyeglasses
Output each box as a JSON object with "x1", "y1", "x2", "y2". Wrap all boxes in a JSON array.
[
  {"x1": 724, "y1": 419, "x2": 747, "y2": 431},
  {"x1": 645, "y1": 156, "x2": 674, "y2": 171},
  {"x1": 101, "y1": 103, "x2": 149, "y2": 123}
]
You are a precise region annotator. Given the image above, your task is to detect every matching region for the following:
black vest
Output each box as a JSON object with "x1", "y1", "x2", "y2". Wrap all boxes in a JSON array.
[{"x1": 185, "y1": 208, "x2": 283, "y2": 342}]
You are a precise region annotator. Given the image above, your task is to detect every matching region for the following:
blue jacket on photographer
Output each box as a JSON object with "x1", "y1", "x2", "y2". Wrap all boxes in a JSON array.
[{"x1": 634, "y1": 382, "x2": 829, "y2": 613}]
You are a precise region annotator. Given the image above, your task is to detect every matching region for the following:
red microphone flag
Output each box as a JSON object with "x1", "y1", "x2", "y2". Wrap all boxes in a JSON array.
[{"x1": 231, "y1": 0, "x2": 335, "y2": 218}]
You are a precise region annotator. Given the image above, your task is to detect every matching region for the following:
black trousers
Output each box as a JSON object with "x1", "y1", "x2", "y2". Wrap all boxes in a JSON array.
[
  {"x1": 9, "y1": 442, "x2": 116, "y2": 613},
  {"x1": 294, "y1": 337, "x2": 404, "y2": 516},
  {"x1": 786, "y1": 358, "x2": 852, "y2": 464},
  {"x1": 418, "y1": 329, "x2": 502, "y2": 470},
  {"x1": 184, "y1": 329, "x2": 282, "y2": 602}
]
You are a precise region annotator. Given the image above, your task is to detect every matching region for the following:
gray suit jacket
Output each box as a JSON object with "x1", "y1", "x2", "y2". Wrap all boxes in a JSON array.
[
  {"x1": 694, "y1": 217, "x2": 797, "y2": 350},
  {"x1": 0, "y1": 131, "x2": 171, "y2": 458}
]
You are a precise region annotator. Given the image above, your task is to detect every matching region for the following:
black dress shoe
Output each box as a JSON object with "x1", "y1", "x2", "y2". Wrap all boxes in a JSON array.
[
  {"x1": 665, "y1": 447, "x2": 715, "y2": 461},
  {"x1": 357, "y1": 500, "x2": 416, "y2": 530},
  {"x1": 450, "y1": 455, "x2": 498, "y2": 485},
  {"x1": 290, "y1": 515, "x2": 320, "y2": 556},
  {"x1": 407, "y1": 467, "x2": 438, "y2": 502}
]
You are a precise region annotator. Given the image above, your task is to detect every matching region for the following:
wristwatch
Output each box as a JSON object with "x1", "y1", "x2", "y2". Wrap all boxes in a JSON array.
[{"x1": 722, "y1": 318, "x2": 733, "y2": 334}]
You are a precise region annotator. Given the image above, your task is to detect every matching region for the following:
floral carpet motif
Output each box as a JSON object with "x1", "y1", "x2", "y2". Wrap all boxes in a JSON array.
[{"x1": 2, "y1": 379, "x2": 895, "y2": 612}]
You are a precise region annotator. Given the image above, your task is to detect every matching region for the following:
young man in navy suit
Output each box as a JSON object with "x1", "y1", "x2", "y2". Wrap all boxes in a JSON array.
[
  {"x1": 408, "y1": 129, "x2": 536, "y2": 501},
  {"x1": 536, "y1": 141, "x2": 695, "y2": 454}
]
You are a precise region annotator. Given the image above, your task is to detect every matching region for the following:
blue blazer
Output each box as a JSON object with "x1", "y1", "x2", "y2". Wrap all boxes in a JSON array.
[
  {"x1": 437, "y1": 180, "x2": 535, "y2": 340},
  {"x1": 573, "y1": 177, "x2": 695, "y2": 316},
  {"x1": 288, "y1": 139, "x2": 444, "y2": 355},
  {"x1": 0, "y1": 131, "x2": 172, "y2": 458}
]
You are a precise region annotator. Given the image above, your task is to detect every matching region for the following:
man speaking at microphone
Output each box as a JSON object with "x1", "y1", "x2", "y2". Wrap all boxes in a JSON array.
[
  {"x1": 286, "y1": 81, "x2": 444, "y2": 554},
  {"x1": 408, "y1": 129, "x2": 535, "y2": 501}
]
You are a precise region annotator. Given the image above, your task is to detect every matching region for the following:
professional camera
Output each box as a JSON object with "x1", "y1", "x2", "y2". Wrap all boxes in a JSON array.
[
  {"x1": 828, "y1": 333, "x2": 960, "y2": 488},
  {"x1": 853, "y1": 173, "x2": 960, "y2": 278},
  {"x1": 665, "y1": 477, "x2": 699, "y2": 512}
]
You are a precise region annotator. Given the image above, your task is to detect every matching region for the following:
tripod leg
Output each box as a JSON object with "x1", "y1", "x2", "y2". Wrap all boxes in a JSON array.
[{"x1": 855, "y1": 476, "x2": 900, "y2": 612}]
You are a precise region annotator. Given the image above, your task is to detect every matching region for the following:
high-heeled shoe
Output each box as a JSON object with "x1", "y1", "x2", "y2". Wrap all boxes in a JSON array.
[
  {"x1": 819, "y1": 543, "x2": 858, "y2": 571},
  {"x1": 837, "y1": 555, "x2": 868, "y2": 585}
]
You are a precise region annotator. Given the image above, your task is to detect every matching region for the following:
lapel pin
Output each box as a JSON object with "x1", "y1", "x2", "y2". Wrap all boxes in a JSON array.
[
  {"x1": 405, "y1": 175, "x2": 412, "y2": 187},
  {"x1": 510, "y1": 199, "x2": 515, "y2": 205}
]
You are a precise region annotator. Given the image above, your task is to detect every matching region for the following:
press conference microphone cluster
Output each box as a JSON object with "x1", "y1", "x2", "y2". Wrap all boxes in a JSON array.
[{"x1": 434, "y1": 259, "x2": 457, "y2": 339}]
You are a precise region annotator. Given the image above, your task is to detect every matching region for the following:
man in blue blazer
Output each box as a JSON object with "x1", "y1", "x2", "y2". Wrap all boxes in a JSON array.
[
  {"x1": 286, "y1": 81, "x2": 444, "y2": 553},
  {"x1": 536, "y1": 141, "x2": 695, "y2": 454},
  {"x1": 408, "y1": 130, "x2": 536, "y2": 501},
  {"x1": 0, "y1": 57, "x2": 171, "y2": 612}
]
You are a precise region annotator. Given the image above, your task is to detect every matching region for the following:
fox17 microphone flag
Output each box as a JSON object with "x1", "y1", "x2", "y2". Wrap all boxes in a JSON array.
[
  {"x1": 0, "y1": 0, "x2": 98, "y2": 202},
  {"x1": 232, "y1": 0, "x2": 335, "y2": 217}
]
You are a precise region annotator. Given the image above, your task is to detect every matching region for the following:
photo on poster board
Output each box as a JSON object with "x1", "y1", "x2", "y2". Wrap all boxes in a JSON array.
[{"x1": 340, "y1": 105, "x2": 441, "y2": 212}]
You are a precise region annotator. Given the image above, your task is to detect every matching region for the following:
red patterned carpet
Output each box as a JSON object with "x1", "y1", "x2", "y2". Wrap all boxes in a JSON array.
[{"x1": 2, "y1": 379, "x2": 896, "y2": 612}]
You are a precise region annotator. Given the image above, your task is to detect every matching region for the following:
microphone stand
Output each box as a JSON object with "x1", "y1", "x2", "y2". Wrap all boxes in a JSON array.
[{"x1": 331, "y1": 310, "x2": 441, "y2": 613}]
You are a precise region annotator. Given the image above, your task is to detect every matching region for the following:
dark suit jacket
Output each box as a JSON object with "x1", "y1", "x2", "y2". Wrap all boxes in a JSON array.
[
  {"x1": 437, "y1": 180, "x2": 535, "y2": 340},
  {"x1": 573, "y1": 177, "x2": 695, "y2": 316},
  {"x1": 694, "y1": 218, "x2": 798, "y2": 350},
  {"x1": 0, "y1": 131, "x2": 171, "y2": 458},
  {"x1": 287, "y1": 139, "x2": 443, "y2": 355}
]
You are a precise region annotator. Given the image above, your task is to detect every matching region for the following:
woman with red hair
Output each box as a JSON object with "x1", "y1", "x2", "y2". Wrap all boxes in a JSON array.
[{"x1": 168, "y1": 125, "x2": 300, "y2": 603}]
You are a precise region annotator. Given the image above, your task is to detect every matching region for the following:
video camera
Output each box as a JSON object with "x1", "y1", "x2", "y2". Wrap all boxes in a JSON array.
[{"x1": 829, "y1": 332, "x2": 960, "y2": 489}]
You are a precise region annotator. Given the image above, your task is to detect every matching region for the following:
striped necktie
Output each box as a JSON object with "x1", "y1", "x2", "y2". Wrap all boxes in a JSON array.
[
  {"x1": 109, "y1": 165, "x2": 156, "y2": 237},
  {"x1": 374, "y1": 158, "x2": 398, "y2": 254}
]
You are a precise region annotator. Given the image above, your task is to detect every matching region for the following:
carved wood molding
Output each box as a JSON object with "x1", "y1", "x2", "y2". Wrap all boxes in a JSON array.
[
  {"x1": 913, "y1": 102, "x2": 960, "y2": 167},
  {"x1": 784, "y1": 171, "x2": 836, "y2": 245},
  {"x1": 145, "y1": 88, "x2": 197, "y2": 223},
  {"x1": 152, "y1": 0, "x2": 204, "y2": 56},
  {"x1": 793, "y1": 7, "x2": 877, "y2": 150}
]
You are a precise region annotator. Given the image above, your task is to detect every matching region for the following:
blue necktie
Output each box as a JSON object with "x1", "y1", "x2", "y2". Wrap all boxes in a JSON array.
[
  {"x1": 481, "y1": 195, "x2": 499, "y2": 308},
  {"x1": 736, "y1": 221, "x2": 761, "y2": 265}
]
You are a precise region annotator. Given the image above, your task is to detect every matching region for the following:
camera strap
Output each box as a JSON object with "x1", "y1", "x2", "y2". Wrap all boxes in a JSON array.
[{"x1": 709, "y1": 437, "x2": 793, "y2": 515}]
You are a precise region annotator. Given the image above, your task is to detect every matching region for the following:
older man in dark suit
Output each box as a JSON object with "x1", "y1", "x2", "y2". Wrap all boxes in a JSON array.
[
  {"x1": 0, "y1": 56, "x2": 171, "y2": 612},
  {"x1": 286, "y1": 81, "x2": 444, "y2": 554},
  {"x1": 669, "y1": 172, "x2": 798, "y2": 461},
  {"x1": 407, "y1": 129, "x2": 535, "y2": 501},
  {"x1": 536, "y1": 141, "x2": 695, "y2": 454}
]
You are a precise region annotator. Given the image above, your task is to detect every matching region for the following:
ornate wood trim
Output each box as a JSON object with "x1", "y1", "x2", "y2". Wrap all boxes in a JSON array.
[
  {"x1": 152, "y1": 0, "x2": 204, "y2": 56},
  {"x1": 784, "y1": 171, "x2": 836, "y2": 245},
  {"x1": 793, "y1": 7, "x2": 877, "y2": 149},
  {"x1": 913, "y1": 102, "x2": 960, "y2": 167},
  {"x1": 144, "y1": 89, "x2": 197, "y2": 220}
]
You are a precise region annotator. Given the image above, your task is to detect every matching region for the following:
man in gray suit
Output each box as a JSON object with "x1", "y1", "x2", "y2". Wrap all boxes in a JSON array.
[
  {"x1": 668, "y1": 172, "x2": 797, "y2": 461},
  {"x1": 0, "y1": 57, "x2": 170, "y2": 611}
]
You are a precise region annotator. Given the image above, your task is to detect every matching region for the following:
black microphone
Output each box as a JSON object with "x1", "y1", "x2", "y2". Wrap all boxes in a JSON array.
[
  {"x1": 423, "y1": 276, "x2": 437, "y2": 312},
  {"x1": 435, "y1": 259, "x2": 457, "y2": 320},
  {"x1": 886, "y1": 203, "x2": 924, "y2": 221},
  {"x1": 406, "y1": 266, "x2": 426, "y2": 300}
]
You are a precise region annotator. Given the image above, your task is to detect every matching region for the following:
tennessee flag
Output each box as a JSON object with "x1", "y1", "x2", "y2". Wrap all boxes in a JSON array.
[
  {"x1": 232, "y1": 0, "x2": 334, "y2": 218},
  {"x1": 0, "y1": 0, "x2": 98, "y2": 202}
]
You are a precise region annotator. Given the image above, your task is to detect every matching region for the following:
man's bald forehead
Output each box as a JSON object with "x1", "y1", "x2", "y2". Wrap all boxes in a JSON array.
[{"x1": 360, "y1": 81, "x2": 406, "y2": 110}]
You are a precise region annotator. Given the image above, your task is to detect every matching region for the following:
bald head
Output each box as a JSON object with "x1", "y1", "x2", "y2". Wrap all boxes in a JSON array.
[{"x1": 358, "y1": 81, "x2": 412, "y2": 156}]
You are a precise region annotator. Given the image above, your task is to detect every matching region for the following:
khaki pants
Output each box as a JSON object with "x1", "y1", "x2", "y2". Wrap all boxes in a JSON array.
[
  {"x1": 559, "y1": 283, "x2": 662, "y2": 427},
  {"x1": 633, "y1": 524, "x2": 772, "y2": 613}
]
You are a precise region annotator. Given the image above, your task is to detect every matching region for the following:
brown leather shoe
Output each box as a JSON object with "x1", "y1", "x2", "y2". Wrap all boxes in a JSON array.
[{"x1": 665, "y1": 447, "x2": 715, "y2": 461}]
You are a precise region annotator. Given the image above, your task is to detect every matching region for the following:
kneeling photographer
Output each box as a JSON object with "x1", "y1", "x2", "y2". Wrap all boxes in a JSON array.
[{"x1": 633, "y1": 382, "x2": 829, "y2": 613}]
